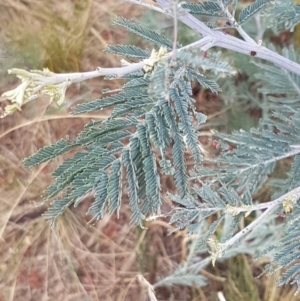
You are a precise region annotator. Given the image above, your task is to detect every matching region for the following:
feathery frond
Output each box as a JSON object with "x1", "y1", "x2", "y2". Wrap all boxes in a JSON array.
[
  {"x1": 239, "y1": 0, "x2": 270, "y2": 24},
  {"x1": 265, "y1": 1, "x2": 300, "y2": 32},
  {"x1": 181, "y1": 2, "x2": 227, "y2": 19},
  {"x1": 105, "y1": 44, "x2": 151, "y2": 59},
  {"x1": 112, "y1": 17, "x2": 177, "y2": 50}
]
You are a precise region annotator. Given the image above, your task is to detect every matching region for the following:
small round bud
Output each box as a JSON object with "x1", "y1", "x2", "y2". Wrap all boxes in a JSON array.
[{"x1": 212, "y1": 141, "x2": 218, "y2": 148}]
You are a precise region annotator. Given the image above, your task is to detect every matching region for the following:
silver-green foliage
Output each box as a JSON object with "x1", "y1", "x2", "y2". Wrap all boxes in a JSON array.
[
  {"x1": 182, "y1": 0, "x2": 270, "y2": 27},
  {"x1": 24, "y1": 17, "x2": 227, "y2": 227},
  {"x1": 23, "y1": 0, "x2": 300, "y2": 294},
  {"x1": 264, "y1": 0, "x2": 300, "y2": 32},
  {"x1": 239, "y1": 0, "x2": 270, "y2": 24}
]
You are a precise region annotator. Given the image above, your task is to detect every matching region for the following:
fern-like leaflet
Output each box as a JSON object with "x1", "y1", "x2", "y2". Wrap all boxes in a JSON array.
[{"x1": 23, "y1": 17, "x2": 231, "y2": 227}]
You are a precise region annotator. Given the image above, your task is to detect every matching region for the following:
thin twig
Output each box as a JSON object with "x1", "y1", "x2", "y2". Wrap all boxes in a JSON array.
[
  {"x1": 172, "y1": 0, "x2": 178, "y2": 61},
  {"x1": 221, "y1": 186, "x2": 300, "y2": 252},
  {"x1": 122, "y1": 0, "x2": 165, "y2": 13},
  {"x1": 217, "y1": 0, "x2": 257, "y2": 45}
]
